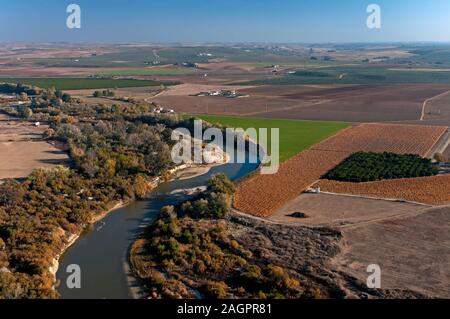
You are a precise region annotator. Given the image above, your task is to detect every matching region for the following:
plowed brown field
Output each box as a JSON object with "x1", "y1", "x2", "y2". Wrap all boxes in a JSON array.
[
  {"x1": 234, "y1": 122, "x2": 448, "y2": 217},
  {"x1": 444, "y1": 144, "x2": 450, "y2": 162},
  {"x1": 316, "y1": 175, "x2": 450, "y2": 205}
]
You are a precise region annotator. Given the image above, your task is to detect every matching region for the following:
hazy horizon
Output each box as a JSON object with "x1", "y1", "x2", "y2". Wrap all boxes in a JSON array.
[{"x1": 1, "y1": 0, "x2": 450, "y2": 43}]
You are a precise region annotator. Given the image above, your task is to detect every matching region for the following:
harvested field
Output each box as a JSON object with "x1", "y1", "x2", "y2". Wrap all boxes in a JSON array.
[
  {"x1": 152, "y1": 94, "x2": 309, "y2": 116},
  {"x1": 150, "y1": 83, "x2": 318, "y2": 116},
  {"x1": 335, "y1": 206, "x2": 450, "y2": 298},
  {"x1": 0, "y1": 114, "x2": 69, "y2": 179},
  {"x1": 152, "y1": 83, "x2": 450, "y2": 123},
  {"x1": 254, "y1": 84, "x2": 450, "y2": 122},
  {"x1": 233, "y1": 150, "x2": 349, "y2": 217},
  {"x1": 268, "y1": 193, "x2": 430, "y2": 227},
  {"x1": 311, "y1": 123, "x2": 447, "y2": 157},
  {"x1": 153, "y1": 83, "x2": 252, "y2": 97},
  {"x1": 66, "y1": 86, "x2": 161, "y2": 104},
  {"x1": 316, "y1": 175, "x2": 450, "y2": 205}
]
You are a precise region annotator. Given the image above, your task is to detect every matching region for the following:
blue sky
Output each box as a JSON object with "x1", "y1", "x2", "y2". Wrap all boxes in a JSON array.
[{"x1": 1, "y1": 0, "x2": 450, "y2": 43}]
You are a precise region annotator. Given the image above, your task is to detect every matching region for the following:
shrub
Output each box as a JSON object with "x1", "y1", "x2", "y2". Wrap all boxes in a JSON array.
[
  {"x1": 241, "y1": 264, "x2": 262, "y2": 282},
  {"x1": 194, "y1": 260, "x2": 206, "y2": 274},
  {"x1": 207, "y1": 174, "x2": 235, "y2": 195},
  {"x1": 203, "y1": 281, "x2": 228, "y2": 299}
]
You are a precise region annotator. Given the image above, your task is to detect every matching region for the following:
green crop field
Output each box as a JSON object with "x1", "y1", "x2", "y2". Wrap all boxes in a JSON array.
[
  {"x1": 99, "y1": 68, "x2": 197, "y2": 76},
  {"x1": 240, "y1": 65, "x2": 450, "y2": 85},
  {"x1": 196, "y1": 115, "x2": 350, "y2": 162},
  {"x1": 0, "y1": 78, "x2": 177, "y2": 90}
]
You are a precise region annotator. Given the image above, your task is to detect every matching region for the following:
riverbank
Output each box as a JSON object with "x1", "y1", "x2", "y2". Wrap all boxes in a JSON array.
[
  {"x1": 49, "y1": 201, "x2": 128, "y2": 280},
  {"x1": 52, "y1": 158, "x2": 229, "y2": 295}
]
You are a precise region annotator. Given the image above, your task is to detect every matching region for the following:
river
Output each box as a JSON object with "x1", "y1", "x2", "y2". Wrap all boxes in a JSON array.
[{"x1": 56, "y1": 148, "x2": 258, "y2": 299}]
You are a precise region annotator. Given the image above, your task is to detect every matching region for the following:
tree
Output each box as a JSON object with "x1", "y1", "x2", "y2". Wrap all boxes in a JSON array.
[
  {"x1": 43, "y1": 128, "x2": 56, "y2": 138},
  {"x1": 19, "y1": 92, "x2": 28, "y2": 101},
  {"x1": 0, "y1": 180, "x2": 25, "y2": 208},
  {"x1": 61, "y1": 93, "x2": 72, "y2": 102},
  {"x1": 133, "y1": 174, "x2": 150, "y2": 199},
  {"x1": 204, "y1": 281, "x2": 228, "y2": 299},
  {"x1": 207, "y1": 174, "x2": 235, "y2": 195},
  {"x1": 19, "y1": 106, "x2": 33, "y2": 119},
  {"x1": 55, "y1": 90, "x2": 63, "y2": 98}
]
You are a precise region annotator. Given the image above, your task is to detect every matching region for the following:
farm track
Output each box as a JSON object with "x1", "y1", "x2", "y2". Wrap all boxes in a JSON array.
[
  {"x1": 233, "y1": 149, "x2": 349, "y2": 217},
  {"x1": 316, "y1": 175, "x2": 450, "y2": 206},
  {"x1": 310, "y1": 123, "x2": 447, "y2": 157},
  {"x1": 233, "y1": 191, "x2": 443, "y2": 230},
  {"x1": 420, "y1": 89, "x2": 450, "y2": 121},
  {"x1": 240, "y1": 99, "x2": 331, "y2": 116},
  {"x1": 429, "y1": 128, "x2": 450, "y2": 159}
]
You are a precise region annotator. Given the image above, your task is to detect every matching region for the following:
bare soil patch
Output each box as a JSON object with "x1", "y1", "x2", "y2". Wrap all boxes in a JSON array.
[
  {"x1": 154, "y1": 83, "x2": 252, "y2": 97},
  {"x1": 335, "y1": 206, "x2": 450, "y2": 298},
  {"x1": 269, "y1": 193, "x2": 429, "y2": 227},
  {"x1": 249, "y1": 84, "x2": 450, "y2": 123},
  {"x1": 152, "y1": 84, "x2": 450, "y2": 123},
  {"x1": 423, "y1": 87, "x2": 450, "y2": 125}
]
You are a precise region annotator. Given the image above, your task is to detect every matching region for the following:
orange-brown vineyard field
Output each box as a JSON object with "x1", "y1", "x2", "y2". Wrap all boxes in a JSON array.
[
  {"x1": 233, "y1": 123, "x2": 448, "y2": 217},
  {"x1": 234, "y1": 150, "x2": 349, "y2": 217},
  {"x1": 311, "y1": 123, "x2": 447, "y2": 157},
  {"x1": 316, "y1": 175, "x2": 450, "y2": 205}
]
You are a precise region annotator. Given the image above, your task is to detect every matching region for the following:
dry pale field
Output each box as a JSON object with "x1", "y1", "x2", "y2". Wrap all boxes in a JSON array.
[
  {"x1": 0, "y1": 114, "x2": 69, "y2": 180},
  {"x1": 316, "y1": 175, "x2": 450, "y2": 206},
  {"x1": 154, "y1": 83, "x2": 253, "y2": 97},
  {"x1": 268, "y1": 193, "x2": 430, "y2": 227},
  {"x1": 334, "y1": 206, "x2": 450, "y2": 298},
  {"x1": 66, "y1": 86, "x2": 161, "y2": 106}
]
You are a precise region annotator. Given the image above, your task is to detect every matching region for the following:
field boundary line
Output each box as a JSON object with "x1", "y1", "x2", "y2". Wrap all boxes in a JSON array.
[
  {"x1": 240, "y1": 99, "x2": 332, "y2": 116},
  {"x1": 424, "y1": 126, "x2": 448, "y2": 157},
  {"x1": 432, "y1": 128, "x2": 450, "y2": 155},
  {"x1": 420, "y1": 89, "x2": 450, "y2": 121}
]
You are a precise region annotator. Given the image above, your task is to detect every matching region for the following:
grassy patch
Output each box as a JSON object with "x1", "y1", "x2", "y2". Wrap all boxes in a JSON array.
[
  {"x1": 0, "y1": 77, "x2": 176, "y2": 90},
  {"x1": 98, "y1": 68, "x2": 197, "y2": 76},
  {"x1": 196, "y1": 115, "x2": 349, "y2": 162},
  {"x1": 323, "y1": 152, "x2": 438, "y2": 183}
]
